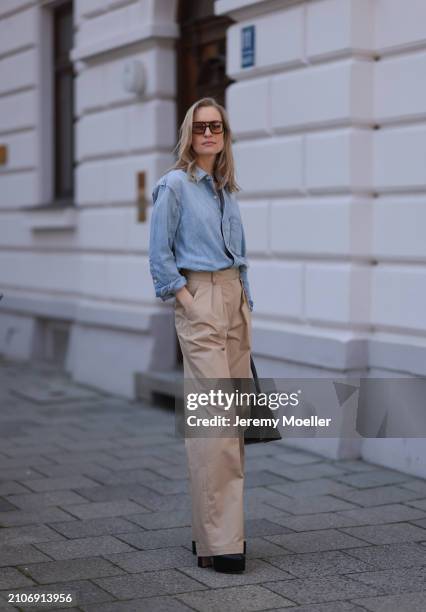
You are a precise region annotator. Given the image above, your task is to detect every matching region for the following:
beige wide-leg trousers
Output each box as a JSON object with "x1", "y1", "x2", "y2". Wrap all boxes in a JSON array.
[{"x1": 174, "y1": 267, "x2": 252, "y2": 557}]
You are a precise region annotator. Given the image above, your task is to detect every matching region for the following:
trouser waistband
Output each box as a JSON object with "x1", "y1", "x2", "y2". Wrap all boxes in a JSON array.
[{"x1": 180, "y1": 267, "x2": 240, "y2": 283}]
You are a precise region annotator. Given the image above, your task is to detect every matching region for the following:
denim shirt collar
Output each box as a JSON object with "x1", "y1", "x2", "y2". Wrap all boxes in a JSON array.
[
  {"x1": 194, "y1": 164, "x2": 212, "y2": 183},
  {"x1": 195, "y1": 163, "x2": 229, "y2": 187}
]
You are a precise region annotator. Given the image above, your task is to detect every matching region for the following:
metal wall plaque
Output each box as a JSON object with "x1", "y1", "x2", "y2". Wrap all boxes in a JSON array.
[
  {"x1": 0, "y1": 145, "x2": 7, "y2": 165},
  {"x1": 137, "y1": 171, "x2": 147, "y2": 222},
  {"x1": 241, "y1": 25, "x2": 255, "y2": 68}
]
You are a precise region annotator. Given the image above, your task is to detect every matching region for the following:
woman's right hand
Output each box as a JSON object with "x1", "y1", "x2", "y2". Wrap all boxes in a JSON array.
[{"x1": 175, "y1": 286, "x2": 194, "y2": 312}]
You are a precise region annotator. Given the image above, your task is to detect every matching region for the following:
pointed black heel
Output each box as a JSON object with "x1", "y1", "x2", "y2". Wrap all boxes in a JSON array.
[{"x1": 192, "y1": 540, "x2": 246, "y2": 555}]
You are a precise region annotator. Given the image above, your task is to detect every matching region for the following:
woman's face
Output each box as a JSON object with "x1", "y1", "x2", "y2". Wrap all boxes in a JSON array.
[{"x1": 191, "y1": 106, "x2": 224, "y2": 161}]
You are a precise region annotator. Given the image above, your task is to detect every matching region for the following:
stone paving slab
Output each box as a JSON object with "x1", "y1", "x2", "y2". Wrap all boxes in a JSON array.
[
  {"x1": 271, "y1": 452, "x2": 326, "y2": 466},
  {"x1": 264, "y1": 549, "x2": 374, "y2": 577},
  {"x1": 0, "y1": 469, "x2": 47, "y2": 482},
  {"x1": 265, "y1": 529, "x2": 370, "y2": 553},
  {"x1": 1, "y1": 357, "x2": 426, "y2": 611},
  {"x1": 347, "y1": 565, "x2": 426, "y2": 595},
  {"x1": 245, "y1": 518, "x2": 290, "y2": 537},
  {"x1": 93, "y1": 471, "x2": 170, "y2": 488},
  {"x1": 122, "y1": 509, "x2": 191, "y2": 530},
  {"x1": 352, "y1": 590, "x2": 426, "y2": 612},
  {"x1": 266, "y1": 574, "x2": 384, "y2": 604},
  {"x1": 244, "y1": 536, "x2": 293, "y2": 558},
  {"x1": 104, "y1": 546, "x2": 194, "y2": 573},
  {"x1": 0, "y1": 525, "x2": 65, "y2": 547},
  {"x1": 340, "y1": 522, "x2": 426, "y2": 545},
  {"x1": 176, "y1": 584, "x2": 294, "y2": 611},
  {"x1": 335, "y1": 503, "x2": 426, "y2": 525},
  {"x1": 125, "y1": 491, "x2": 192, "y2": 513},
  {"x1": 267, "y1": 462, "x2": 347, "y2": 481},
  {"x1": 0, "y1": 482, "x2": 29, "y2": 495},
  {"x1": 408, "y1": 497, "x2": 426, "y2": 511},
  {"x1": 0, "y1": 457, "x2": 53, "y2": 470},
  {"x1": 333, "y1": 469, "x2": 418, "y2": 488},
  {"x1": 17, "y1": 557, "x2": 124, "y2": 584},
  {"x1": 0, "y1": 598, "x2": 21, "y2": 612},
  {"x1": 26, "y1": 465, "x2": 113, "y2": 480},
  {"x1": 270, "y1": 510, "x2": 364, "y2": 531},
  {"x1": 0, "y1": 546, "x2": 52, "y2": 567},
  {"x1": 0, "y1": 508, "x2": 77, "y2": 528},
  {"x1": 47, "y1": 517, "x2": 143, "y2": 540},
  {"x1": 0, "y1": 500, "x2": 18, "y2": 512},
  {"x1": 180, "y1": 558, "x2": 293, "y2": 587},
  {"x1": 0, "y1": 568, "x2": 34, "y2": 590},
  {"x1": 115, "y1": 527, "x2": 192, "y2": 550},
  {"x1": 59, "y1": 500, "x2": 148, "y2": 521},
  {"x1": 342, "y1": 542, "x2": 426, "y2": 570},
  {"x1": 269, "y1": 477, "x2": 354, "y2": 498},
  {"x1": 135, "y1": 478, "x2": 189, "y2": 496},
  {"x1": 72, "y1": 484, "x2": 156, "y2": 504},
  {"x1": 265, "y1": 493, "x2": 359, "y2": 514},
  {"x1": 329, "y1": 484, "x2": 425, "y2": 507},
  {"x1": 33, "y1": 535, "x2": 136, "y2": 561},
  {"x1": 81, "y1": 596, "x2": 195, "y2": 612},
  {"x1": 4, "y1": 491, "x2": 90, "y2": 511},
  {"x1": 401, "y1": 479, "x2": 426, "y2": 494},
  {"x1": 21, "y1": 476, "x2": 101, "y2": 493},
  {"x1": 93, "y1": 569, "x2": 207, "y2": 599},
  {"x1": 273, "y1": 604, "x2": 366, "y2": 612}
]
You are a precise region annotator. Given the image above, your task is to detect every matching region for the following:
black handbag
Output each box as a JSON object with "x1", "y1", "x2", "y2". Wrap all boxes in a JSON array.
[
  {"x1": 243, "y1": 355, "x2": 282, "y2": 444},
  {"x1": 217, "y1": 188, "x2": 280, "y2": 444}
]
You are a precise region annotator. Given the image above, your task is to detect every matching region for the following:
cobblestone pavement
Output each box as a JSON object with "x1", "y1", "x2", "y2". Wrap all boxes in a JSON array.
[{"x1": 1, "y1": 357, "x2": 426, "y2": 612}]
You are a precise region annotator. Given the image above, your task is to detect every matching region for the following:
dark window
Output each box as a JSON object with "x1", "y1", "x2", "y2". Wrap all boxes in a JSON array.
[{"x1": 53, "y1": 1, "x2": 74, "y2": 204}]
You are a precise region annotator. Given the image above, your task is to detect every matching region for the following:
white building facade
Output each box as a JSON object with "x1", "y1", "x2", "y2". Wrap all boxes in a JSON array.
[{"x1": 1, "y1": 0, "x2": 425, "y2": 475}]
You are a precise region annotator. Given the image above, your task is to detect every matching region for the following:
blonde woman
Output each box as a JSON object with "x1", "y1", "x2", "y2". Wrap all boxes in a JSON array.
[{"x1": 149, "y1": 97, "x2": 253, "y2": 573}]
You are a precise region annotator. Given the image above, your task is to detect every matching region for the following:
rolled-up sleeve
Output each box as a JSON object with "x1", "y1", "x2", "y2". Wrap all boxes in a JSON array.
[{"x1": 149, "y1": 183, "x2": 187, "y2": 302}]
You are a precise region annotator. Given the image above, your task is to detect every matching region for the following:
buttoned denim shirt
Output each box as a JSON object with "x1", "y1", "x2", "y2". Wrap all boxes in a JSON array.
[{"x1": 149, "y1": 165, "x2": 254, "y2": 311}]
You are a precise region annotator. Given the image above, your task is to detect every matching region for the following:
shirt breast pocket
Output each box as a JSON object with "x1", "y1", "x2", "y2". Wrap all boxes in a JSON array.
[{"x1": 229, "y1": 216, "x2": 243, "y2": 256}]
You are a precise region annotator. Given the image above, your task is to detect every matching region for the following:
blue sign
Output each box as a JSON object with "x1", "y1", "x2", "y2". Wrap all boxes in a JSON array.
[{"x1": 241, "y1": 25, "x2": 255, "y2": 68}]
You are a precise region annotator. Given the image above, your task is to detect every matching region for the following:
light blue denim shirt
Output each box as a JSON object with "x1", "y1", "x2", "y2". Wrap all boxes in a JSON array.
[{"x1": 149, "y1": 164, "x2": 254, "y2": 311}]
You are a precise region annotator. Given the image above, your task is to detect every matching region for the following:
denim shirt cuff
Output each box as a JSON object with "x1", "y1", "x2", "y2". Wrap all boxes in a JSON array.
[
  {"x1": 158, "y1": 275, "x2": 187, "y2": 302},
  {"x1": 239, "y1": 268, "x2": 254, "y2": 312}
]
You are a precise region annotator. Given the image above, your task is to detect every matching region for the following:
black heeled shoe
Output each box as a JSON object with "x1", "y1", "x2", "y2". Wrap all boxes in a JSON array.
[
  {"x1": 197, "y1": 553, "x2": 245, "y2": 573},
  {"x1": 192, "y1": 540, "x2": 246, "y2": 555},
  {"x1": 213, "y1": 554, "x2": 245, "y2": 573}
]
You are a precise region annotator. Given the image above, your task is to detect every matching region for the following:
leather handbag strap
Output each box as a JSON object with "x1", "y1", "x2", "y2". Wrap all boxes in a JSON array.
[{"x1": 250, "y1": 354, "x2": 261, "y2": 394}]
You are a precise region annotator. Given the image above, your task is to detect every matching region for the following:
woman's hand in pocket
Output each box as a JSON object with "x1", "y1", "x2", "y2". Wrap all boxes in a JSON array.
[{"x1": 176, "y1": 286, "x2": 194, "y2": 313}]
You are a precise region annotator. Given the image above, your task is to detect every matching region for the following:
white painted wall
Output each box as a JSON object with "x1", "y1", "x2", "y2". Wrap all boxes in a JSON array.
[
  {"x1": 217, "y1": 0, "x2": 426, "y2": 473},
  {"x1": 0, "y1": 0, "x2": 179, "y2": 397}
]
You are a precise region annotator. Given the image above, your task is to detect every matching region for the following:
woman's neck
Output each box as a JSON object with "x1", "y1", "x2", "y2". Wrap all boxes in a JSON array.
[{"x1": 196, "y1": 158, "x2": 215, "y2": 177}]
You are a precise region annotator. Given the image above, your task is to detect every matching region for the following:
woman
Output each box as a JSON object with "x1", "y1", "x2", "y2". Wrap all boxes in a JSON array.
[{"x1": 149, "y1": 97, "x2": 253, "y2": 573}]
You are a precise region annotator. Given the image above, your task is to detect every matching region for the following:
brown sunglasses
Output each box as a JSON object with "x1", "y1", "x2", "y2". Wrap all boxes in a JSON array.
[{"x1": 192, "y1": 121, "x2": 224, "y2": 135}]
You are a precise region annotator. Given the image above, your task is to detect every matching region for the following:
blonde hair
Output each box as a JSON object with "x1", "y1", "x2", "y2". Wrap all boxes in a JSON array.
[{"x1": 168, "y1": 97, "x2": 241, "y2": 193}]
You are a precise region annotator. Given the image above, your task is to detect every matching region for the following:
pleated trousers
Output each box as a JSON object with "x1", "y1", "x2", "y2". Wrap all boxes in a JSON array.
[{"x1": 174, "y1": 267, "x2": 252, "y2": 557}]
